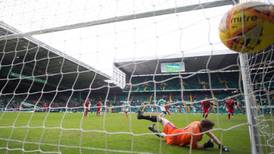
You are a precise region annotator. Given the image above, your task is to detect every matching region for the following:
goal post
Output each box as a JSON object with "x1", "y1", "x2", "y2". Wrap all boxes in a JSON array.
[
  {"x1": 238, "y1": 0, "x2": 273, "y2": 153},
  {"x1": 239, "y1": 53, "x2": 262, "y2": 154}
]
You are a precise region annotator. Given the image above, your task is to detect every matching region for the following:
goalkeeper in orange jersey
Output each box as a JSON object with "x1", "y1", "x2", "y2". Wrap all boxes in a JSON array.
[{"x1": 137, "y1": 110, "x2": 230, "y2": 152}]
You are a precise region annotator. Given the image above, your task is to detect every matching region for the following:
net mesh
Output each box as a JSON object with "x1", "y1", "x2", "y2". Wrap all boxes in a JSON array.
[
  {"x1": 247, "y1": 47, "x2": 274, "y2": 153},
  {"x1": 0, "y1": 0, "x2": 273, "y2": 154}
]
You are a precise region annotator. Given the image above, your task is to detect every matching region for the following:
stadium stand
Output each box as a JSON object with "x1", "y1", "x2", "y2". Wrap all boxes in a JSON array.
[
  {"x1": 0, "y1": 22, "x2": 119, "y2": 112},
  {"x1": 0, "y1": 22, "x2": 273, "y2": 114},
  {"x1": 114, "y1": 54, "x2": 244, "y2": 113}
]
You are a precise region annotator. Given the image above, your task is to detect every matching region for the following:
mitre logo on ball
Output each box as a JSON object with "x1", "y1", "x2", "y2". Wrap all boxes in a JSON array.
[{"x1": 219, "y1": 2, "x2": 274, "y2": 53}]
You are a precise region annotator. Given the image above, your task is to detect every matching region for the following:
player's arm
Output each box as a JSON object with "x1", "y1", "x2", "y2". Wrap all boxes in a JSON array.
[
  {"x1": 206, "y1": 131, "x2": 230, "y2": 152},
  {"x1": 210, "y1": 100, "x2": 215, "y2": 106},
  {"x1": 235, "y1": 101, "x2": 243, "y2": 112},
  {"x1": 206, "y1": 132, "x2": 222, "y2": 145},
  {"x1": 224, "y1": 101, "x2": 228, "y2": 108}
]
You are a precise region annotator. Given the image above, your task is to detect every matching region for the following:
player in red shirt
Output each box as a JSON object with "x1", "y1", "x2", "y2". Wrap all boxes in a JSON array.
[
  {"x1": 96, "y1": 98, "x2": 102, "y2": 116},
  {"x1": 137, "y1": 110, "x2": 230, "y2": 151},
  {"x1": 225, "y1": 98, "x2": 241, "y2": 120},
  {"x1": 83, "y1": 98, "x2": 91, "y2": 117},
  {"x1": 201, "y1": 96, "x2": 213, "y2": 119},
  {"x1": 43, "y1": 103, "x2": 49, "y2": 112}
]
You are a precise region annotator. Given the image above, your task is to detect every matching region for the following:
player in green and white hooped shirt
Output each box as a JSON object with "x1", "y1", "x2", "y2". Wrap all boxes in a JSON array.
[{"x1": 157, "y1": 97, "x2": 167, "y2": 117}]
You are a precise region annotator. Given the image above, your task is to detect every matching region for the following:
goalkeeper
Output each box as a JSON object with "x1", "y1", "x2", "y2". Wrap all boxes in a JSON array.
[{"x1": 137, "y1": 110, "x2": 230, "y2": 151}]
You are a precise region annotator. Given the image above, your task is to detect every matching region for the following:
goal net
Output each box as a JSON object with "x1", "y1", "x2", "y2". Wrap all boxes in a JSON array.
[
  {"x1": 0, "y1": 0, "x2": 273, "y2": 154},
  {"x1": 245, "y1": 48, "x2": 274, "y2": 153}
]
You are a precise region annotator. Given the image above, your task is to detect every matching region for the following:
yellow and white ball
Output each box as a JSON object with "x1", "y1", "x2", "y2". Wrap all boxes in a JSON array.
[{"x1": 219, "y1": 2, "x2": 274, "y2": 53}]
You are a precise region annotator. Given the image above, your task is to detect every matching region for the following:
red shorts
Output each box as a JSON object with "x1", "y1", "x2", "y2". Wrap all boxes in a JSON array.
[
  {"x1": 227, "y1": 107, "x2": 234, "y2": 114},
  {"x1": 203, "y1": 107, "x2": 209, "y2": 113},
  {"x1": 97, "y1": 108, "x2": 101, "y2": 112}
]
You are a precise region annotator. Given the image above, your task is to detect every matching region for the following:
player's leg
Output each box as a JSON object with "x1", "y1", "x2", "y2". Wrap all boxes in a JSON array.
[
  {"x1": 186, "y1": 105, "x2": 190, "y2": 113},
  {"x1": 205, "y1": 112, "x2": 209, "y2": 119},
  {"x1": 204, "y1": 108, "x2": 209, "y2": 119},
  {"x1": 83, "y1": 109, "x2": 87, "y2": 117},
  {"x1": 137, "y1": 108, "x2": 163, "y2": 136},
  {"x1": 137, "y1": 103, "x2": 159, "y2": 122},
  {"x1": 227, "y1": 108, "x2": 234, "y2": 119},
  {"x1": 226, "y1": 107, "x2": 230, "y2": 119},
  {"x1": 148, "y1": 123, "x2": 165, "y2": 137},
  {"x1": 87, "y1": 110, "x2": 89, "y2": 117},
  {"x1": 205, "y1": 108, "x2": 209, "y2": 119},
  {"x1": 137, "y1": 110, "x2": 158, "y2": 122},
  {"x1": 202, "y1": 107, "x2": 205, "y2": 117},
  {"x1": 165, "y1": 106, "x2": 171, "y2": 115},
  {"x1": 159, "y1": 105, "x2": 167, "y2": 117},
  {"x1": 126, "y1": 107, "x2": 130, "y2": 118},
  {"x1": 160, "y1": 111, "x2": 167, "y2": 117},
  {"x1": 231, "y1": 108, "x2": 234, "y2": 116},
  {"x1": 148, "y1": 116, "x2": 174, "y2": 138},
  {"x1": 139, "y1": 103, "x2": 146, "y2": 112}
]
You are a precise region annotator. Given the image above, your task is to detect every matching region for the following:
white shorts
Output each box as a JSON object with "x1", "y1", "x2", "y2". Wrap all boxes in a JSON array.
[
  {"x1": 123, "y1": 107, "x2": 129, "y2": 112},
  {"x1": 160, "y1": 106, "x2": 166, "y2": 112}
]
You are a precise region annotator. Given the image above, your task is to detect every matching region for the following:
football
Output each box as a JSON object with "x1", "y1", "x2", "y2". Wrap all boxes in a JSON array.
[{"x1": 219, "y1": 2, "x2": 274, "y2": 53}]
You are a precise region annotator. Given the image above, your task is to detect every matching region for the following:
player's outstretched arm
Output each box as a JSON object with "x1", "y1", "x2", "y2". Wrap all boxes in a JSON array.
[
  {"x1": 206, "y1": 132, "x2": 221, "y2": 145},
  {"x1": 206, "y1": 132, "x2": 230, "y2": 152}
]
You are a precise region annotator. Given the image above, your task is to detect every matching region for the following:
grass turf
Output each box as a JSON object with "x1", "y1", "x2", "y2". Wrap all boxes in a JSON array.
[{"x1": 0, "y1": 112, "x2": 250, "y2": 154}]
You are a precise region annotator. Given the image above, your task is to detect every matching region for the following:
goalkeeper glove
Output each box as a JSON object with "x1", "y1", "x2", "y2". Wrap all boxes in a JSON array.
[
  {"x1": 203, "y1": 139, "x2": 214, "y2": 149},
  {"x1": 219, "y1": 145, "x2": 230, "y2": 152}
]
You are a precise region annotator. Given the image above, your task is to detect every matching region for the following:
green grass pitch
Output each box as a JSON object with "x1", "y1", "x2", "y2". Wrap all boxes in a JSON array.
[{"x1": 0, "y1": 112, "x2": 250, "y2": 154}]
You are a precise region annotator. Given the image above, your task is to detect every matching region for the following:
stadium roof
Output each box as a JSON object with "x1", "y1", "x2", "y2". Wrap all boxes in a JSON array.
[
  {"x1": 0, "y1": 22, "x2": 113, "y2": 93},
  {"x1": 114, "y1": 53, "x2": 240, "y2": 76}
]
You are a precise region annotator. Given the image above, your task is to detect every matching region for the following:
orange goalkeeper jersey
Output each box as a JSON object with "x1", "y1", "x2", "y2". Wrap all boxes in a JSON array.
[{"x1": 163, "y1": 121, "x2": 203, "y2": 148}]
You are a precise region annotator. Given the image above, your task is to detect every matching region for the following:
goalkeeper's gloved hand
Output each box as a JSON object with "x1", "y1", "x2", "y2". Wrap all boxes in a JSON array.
[
  {"x1": 203, "y1": 139, "x2": 214, "y2": 149},
  {"x1": 219, "y1": 144, "x2": 230, "y2": 152}
]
